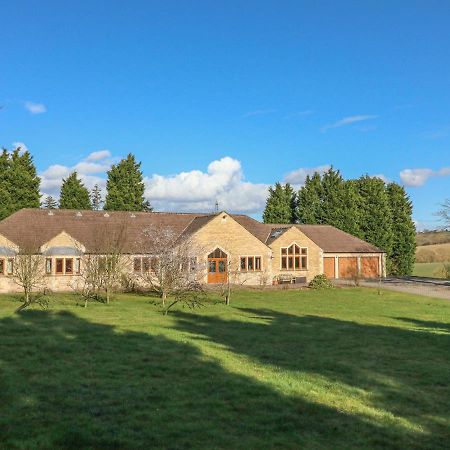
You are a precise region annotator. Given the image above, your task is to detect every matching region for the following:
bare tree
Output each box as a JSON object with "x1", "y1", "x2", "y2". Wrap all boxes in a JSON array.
[
  {"x1": 436, "y1": 199, "x2": 450, "y2": 230},
  {"x1": 218, "y1": 258, "x2": 250, "y2": 306},
  {"x1": 139, "y1": 226, "x2": 206, "y2": 314},
  {"x1": 12, "y1": 247, "x2": 48, "y2": 313},
  {"x1": 74, "y1": 220, "x2": 129, "y2": 306}
]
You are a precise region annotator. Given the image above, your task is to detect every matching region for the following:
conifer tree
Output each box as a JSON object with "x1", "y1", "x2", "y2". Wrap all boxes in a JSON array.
[
  {"x1": 295, "y1": 169, "x2": 362, "y2": 236},
  {"x1": 59, "y1": 172, "x2": 92, "y2": 210},
  {"x1": 295, "y1": 173, "x2": 322, "y2": 224},
  {"x1": 90, "y1": 184, "x2": 103, "y2": 210},
  {"x1": 42, "y1": 195, "x2": 58, "y2": 209},
  {"x1": 0, "y1": 147, "x2": 40, "y2": 220},
  {"x1": 104, "y1": 153, "x2": 151, "y2": 211},
  {"x1": 357, "y1": 175, "x2": 394, "y2": 265},
  {"x1": 387, "y1": 182, "x2": 416, "y2": 275},
  {"x1": 262, "y1": 183, "x2": 296, "y2": 224}
]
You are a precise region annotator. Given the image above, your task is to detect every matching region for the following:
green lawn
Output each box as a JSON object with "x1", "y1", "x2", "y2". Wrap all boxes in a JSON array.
[
  {"x1": 0, "y1": 289, "x2": 449, "y2": 449},
  {"x1": 413, "y1": 262, "x2": 448, "y2": 278}
]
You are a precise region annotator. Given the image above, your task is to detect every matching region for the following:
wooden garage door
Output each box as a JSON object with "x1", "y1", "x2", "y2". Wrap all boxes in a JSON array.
[
  {"x1": 338, "y1": 257, "x2": 358, "y2": 279},
  {"x1": 323, "y1": 257, "x2": 335, "y2": 278},
  {"x1": 361, "y1": 257, "x2": 379, "y2": 278}
]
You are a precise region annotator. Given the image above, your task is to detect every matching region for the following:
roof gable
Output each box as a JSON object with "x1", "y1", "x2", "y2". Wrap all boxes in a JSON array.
[{"x1": 40, "y1": 231, "x2": 85, "y2": 253}]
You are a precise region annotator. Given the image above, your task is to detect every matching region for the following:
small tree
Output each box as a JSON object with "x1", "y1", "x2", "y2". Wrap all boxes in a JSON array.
[
  {"x1": 74, "y1": 221, "x2": 128, "y2": 306},
  {"x1": 436, "y1": 199, "x2": 450, "y2": 230},
  {"x1": 12, "y1": 248, "x2": 48, "y2": 312},
  {"x1": 90, "y1": 184, "x2": 103, "y2": 211},
  {"x1": 139, "y1": 226, "x2": 206, "y2": 314},
  {"x1": 42, "y1": 195, "x2": 58, "y2": 209}
]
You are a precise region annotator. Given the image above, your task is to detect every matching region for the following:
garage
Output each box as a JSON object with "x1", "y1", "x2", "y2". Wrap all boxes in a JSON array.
[
  {"x1": 338, "y1": 257, "x2": 358, "y2": 279},
  {"x1": 323, "y1": 257, "x2": 336, "y2": 278},
  {"x1": 361, "y1": 256, "x2": 380, "y2": 278}
]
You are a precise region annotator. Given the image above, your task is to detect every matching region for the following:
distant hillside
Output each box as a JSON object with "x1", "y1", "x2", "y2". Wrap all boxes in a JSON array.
[
  {"x1": 416, "y1": 230, "x2": 450, "y2": 246},
  {"x1": 416, "y1": 242, "x2": 450, "y2": 263}
]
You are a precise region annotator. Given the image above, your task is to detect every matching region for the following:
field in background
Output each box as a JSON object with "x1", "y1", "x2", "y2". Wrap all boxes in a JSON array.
[
  {"x1": 416, "y1": 230, "x2": 450, "y2": 246},
  {"x1": 415, "y1": 242, "x2": 450, "y2": 263},
  {"x1": 415, "y1": 232, "x2": 450, "y2": 278},
  {"x1": 0, "y1": 289, "x2": 449, "y2": 449},
  {"x1": 413, "y1": 262, "x2": 447, "y2": 278}
]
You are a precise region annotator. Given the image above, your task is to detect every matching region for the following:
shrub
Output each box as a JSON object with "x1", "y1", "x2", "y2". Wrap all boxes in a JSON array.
[
  {"x1": 309, "y1": 274, "x2": 334, "y2": 290},
  {"x1": 438, "y1": 263, "x2": 450, "y2": 280}
]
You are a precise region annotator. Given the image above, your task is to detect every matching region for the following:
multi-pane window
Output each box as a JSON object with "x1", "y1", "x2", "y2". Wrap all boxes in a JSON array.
[
  {"x1": 54, "y1": 257, "x2": 79, "y2": 275},
  {"x1": 281, "y1": 245, "x2": 308, "y2": 270},
  {"x1": 240, "y1": 256, "x2": 262, "y2": 271},
  {"x1": 0, "y1": 258, "x2": 14, "y2": 275},
  {"x1": 134, "y1": 256, "x2": 158, "y2": 273}
]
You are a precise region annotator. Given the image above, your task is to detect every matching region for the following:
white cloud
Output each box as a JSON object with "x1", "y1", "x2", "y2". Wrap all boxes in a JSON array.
[
  {"x1": 284, "y1": 165, "x2": 330, "y2": 185},
  {"x1": 242, "y1": 109, "x2": 276, "y2": 118},
  {"x1": 24, "y1": 101, "x2": 47, "y2": 114},
  {"x1": 399, "y1": 167, "x2": 450, "y2": 187},
  {"x1": 39, "y1": 150, "x2": 115, "y2": 199},
  {"x1": 321, "y1": 114, "x2": 378, "y2": 132},
  {"x1": 38, "y1": 153, "x2": 269, "y2": 214},
  {"x1": 145, "y1": 156, "x2": 269, "y2": 213},
  {"x1": 86, "y1": 150, "x2": 111, "y2": 162},
  {"x1": 12, "y1": 141, "x2": 29, "y2": 153}
]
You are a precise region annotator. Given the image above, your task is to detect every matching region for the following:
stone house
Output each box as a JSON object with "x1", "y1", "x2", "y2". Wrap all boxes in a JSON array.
[{"x1": 0, "y1": 209, "x2": 385, "y2": 293}]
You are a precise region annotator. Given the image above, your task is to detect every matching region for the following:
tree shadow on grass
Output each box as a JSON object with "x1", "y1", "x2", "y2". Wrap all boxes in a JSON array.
[
  {"x1": 392, "y1": 317, "x2": 450, "y2": 333},
  {"x1": 0, "y1": 310, "x2": 415, "y2": 450},
  {"x1": 172, "y1": 308, "x2": 450, "y2": 449}
]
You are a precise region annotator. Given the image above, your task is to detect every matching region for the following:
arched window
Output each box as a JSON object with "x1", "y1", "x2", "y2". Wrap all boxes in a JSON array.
[
  {"x1": 208, "y1": 248, "x2": 227, "y2": 259},
  {"x1": 281, "y1": 244, "x2": 307, "y2": 270}
]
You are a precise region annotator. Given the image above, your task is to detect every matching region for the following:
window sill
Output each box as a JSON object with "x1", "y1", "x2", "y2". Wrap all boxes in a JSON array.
[{"x1": 280, "y1": 269, "x2": 308, "y2": 272}]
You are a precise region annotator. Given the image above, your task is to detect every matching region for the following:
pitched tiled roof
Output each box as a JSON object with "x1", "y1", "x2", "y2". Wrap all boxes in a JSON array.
[
  {"x1": 296, "y1": 225, "x2": 382, "y2": 253},
  {"x1": 0, "y1": 209, "x2": 384, "y2": 254},
  {"x1": 0, "y1": 209, "x2": 205, "y2": 253},
  {"x1": 261, "y1": 223, "x2": 382, "y2": 252}
]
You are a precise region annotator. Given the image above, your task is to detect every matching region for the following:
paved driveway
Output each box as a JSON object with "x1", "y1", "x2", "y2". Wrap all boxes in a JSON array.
[{"x1": 337, "y1": 277, "x2": 450, "y2": 300}]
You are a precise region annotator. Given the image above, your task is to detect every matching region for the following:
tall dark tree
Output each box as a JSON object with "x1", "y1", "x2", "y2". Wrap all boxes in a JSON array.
[
  {"x1": 295, "y1": 173, "x2": 322, "y2": 224},
  {"x1": 387, "y1": 182, "x2": 416, "y2": 275},
  {"x1": 295, "y1": 169, "x2": 362, "y2": 237},
  {"x1": 357, "y1": 175, "x2": 394, "y2": 266},
  {"x1": 0, "y1": 147, "x2": 40, "y2": 220},
  {"x1": 42, "y1": 195, "x2": 58, "y2": 209},
  {"x1": 262, "y1": 183, "x2": 296, "y2": 224},
  {"x1": 90, "y1": 184, "x2": 103, "y2": 211},
  {"x1": 59, "y1": 172, "x2": 92, "y2": 210},
  {"x1": 339, "y1": 180, "x2": 364, "y2": 238},
  {"x1": 104, "y1": 153, "x2": 151, "y2": 211}
]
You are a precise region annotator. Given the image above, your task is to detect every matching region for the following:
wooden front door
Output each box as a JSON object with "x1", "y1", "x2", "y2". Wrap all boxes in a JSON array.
[{"x1": 208, "y1": 248, "x2": 228, "y2": 284}]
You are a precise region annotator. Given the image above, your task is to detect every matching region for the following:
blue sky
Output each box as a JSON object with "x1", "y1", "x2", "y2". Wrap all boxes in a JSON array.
[{"x1": 1, "y1": 1, "x2": 449, "y2": 228}]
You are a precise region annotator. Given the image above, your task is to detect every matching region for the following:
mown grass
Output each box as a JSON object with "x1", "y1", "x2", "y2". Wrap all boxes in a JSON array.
[
  {"x1": 0, "y1": 288, "x2": 449, "y2": 449},
  {"x1": 413, "y1": 262, "x2": 448, "y2": 278}
]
